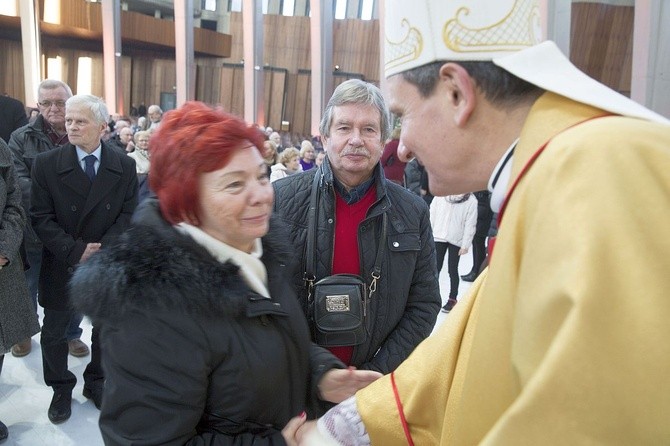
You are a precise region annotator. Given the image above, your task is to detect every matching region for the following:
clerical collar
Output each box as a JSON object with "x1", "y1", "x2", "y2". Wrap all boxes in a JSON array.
[
  {"x1": 333, "y1": 174, "x2": 375, "y2": 205},
  {"x1": 488, "y1": 139, "x2": 518, "y2": 213}
]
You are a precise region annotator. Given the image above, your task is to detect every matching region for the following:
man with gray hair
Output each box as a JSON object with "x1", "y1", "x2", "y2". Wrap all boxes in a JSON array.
[
  {"x1": 31, "y1": 94, "x2": 138, "y2": 423},
  {"x1": 292, "y1": 0, "x2": 670, "y2": 444},
  {"x1": 273, "y1": 79, "x2": 440, "y2": 383},
  {"x1": 8, "y1": 79, "x2": 90, "y2": 358}
]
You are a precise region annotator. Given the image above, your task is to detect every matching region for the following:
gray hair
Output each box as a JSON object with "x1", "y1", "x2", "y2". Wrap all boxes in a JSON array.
[
  {"x1": 37, "y1": 79, "x2": 73, "y2": 98},
  {"x1": 133, "y1": 130, "x2": 151, "y2": 143},
  {"x1": 65, "y1": 95, "x2": 109, "y2": 125},
  {"x1": 319, "y1": 79, "x2": 391, "y2": 143},
  {"x1": 147, "y1": 105, "x2": 163, "y2": 114}
]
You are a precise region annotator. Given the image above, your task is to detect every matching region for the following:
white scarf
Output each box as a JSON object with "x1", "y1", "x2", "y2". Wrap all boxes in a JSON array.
[{"x1": 175, "y1": 223, "x2": 270, "y2": 298}]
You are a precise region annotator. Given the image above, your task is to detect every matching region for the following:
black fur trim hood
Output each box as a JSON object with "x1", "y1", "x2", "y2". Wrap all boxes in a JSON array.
[{"x1": 70, "y1": 200, "x2": 294, "y2": 324}]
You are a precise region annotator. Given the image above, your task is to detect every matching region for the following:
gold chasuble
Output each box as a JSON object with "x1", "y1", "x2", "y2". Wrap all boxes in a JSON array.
[{"x1": 356, "y1": 93, "x2": 670, "y2": 445}]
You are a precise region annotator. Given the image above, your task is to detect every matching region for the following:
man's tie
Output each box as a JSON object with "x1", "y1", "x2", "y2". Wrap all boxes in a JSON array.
[{"x1": 84, "y1": 154, "x2": 97, "y2": 182}]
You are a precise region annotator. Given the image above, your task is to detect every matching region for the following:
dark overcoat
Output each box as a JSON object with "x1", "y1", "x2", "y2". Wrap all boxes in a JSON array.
[{"x1": 30, "y1": 142, "x2": 138, "y2": 310}]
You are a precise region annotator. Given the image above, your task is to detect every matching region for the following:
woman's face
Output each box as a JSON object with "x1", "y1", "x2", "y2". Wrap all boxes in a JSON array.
[
  {"x1": 135, "y1": 135, "x2": 150, "y2": 150},
  {"x1": 197, "y1": 144, "x2": 273, "y2": 253},
  {"x1": 302, "y1": 147, "x2": 315, "y2": 161},
  {"x1": 287, "y1": 156, "x2": 300, "y2": 171},
  {"x1": 262, "y1": 141, "x2": 276, "y2": 161}
]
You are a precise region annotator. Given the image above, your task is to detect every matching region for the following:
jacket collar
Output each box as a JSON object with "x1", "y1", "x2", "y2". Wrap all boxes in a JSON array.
[{"x1": 320, "y1": 155, "x2": 392, "y2": 213}]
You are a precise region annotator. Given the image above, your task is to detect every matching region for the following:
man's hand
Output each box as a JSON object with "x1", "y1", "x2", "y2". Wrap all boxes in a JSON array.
[
  {"x1": 80, "y1": 243, "x2": 102, "y2": 263},
  {"x1": 318, "y1": 367, "x2": 382, "y2": 403},
  {"x1": 459, "y1": 247, "x2": 469, "y2": 255}
]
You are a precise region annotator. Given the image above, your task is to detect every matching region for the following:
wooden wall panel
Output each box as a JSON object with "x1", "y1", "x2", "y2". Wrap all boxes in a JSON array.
[
  {"x1": 571, "y1": 2, "x2": 633, "y2": 96},
  {"x1": 333, "y1": 19, "x2": 380, "y2": 84},
  {"x1": 290, "y1": 72, "x2": 311, "y2": 135},
  {"x1": 0, "y1": 40, "x2": 25, "y2": 102}
]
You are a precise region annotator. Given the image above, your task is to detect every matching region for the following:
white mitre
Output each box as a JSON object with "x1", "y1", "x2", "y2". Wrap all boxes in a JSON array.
[{"x1": 384, "y1": 0, "x2": 669, "y2": 124}]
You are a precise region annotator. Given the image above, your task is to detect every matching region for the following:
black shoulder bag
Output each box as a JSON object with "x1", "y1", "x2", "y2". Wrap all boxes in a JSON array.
[{"x1": 304, "y1": 169, "x2": 387, "y2": 346}]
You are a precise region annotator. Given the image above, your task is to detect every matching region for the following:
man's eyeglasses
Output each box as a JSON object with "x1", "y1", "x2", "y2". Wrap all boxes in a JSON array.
[{"x1": 38, "y1": 100, "x2": 66, "y2": 109}]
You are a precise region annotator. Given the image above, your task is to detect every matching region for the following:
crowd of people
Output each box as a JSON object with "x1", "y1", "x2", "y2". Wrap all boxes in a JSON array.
[{"x1": 1, "y1": 0, "x2": 669, "y2": 443}]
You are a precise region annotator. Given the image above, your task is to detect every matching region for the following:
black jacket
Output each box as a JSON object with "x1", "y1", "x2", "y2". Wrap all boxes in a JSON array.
[
  {"x1": 273, "y1": 158, "x2": 440, "y2": 373},
  {"x1": 31, "y1": 142, "x2": 138, "y2": 310},
  {"x1": 8, "y1": 115, "x2": 63, "y2": 222},
  {"x1": 71, "y1": 202, "x2": 343, "y2": 445}
]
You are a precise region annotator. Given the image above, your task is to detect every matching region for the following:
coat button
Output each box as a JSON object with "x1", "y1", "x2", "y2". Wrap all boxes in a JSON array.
[
  {"x1": 62, "y1": 246, "x2": 68, "y2": 251},
  {"x1": 393, "y1": 241, "x2": 400, "y2": 247},
  {"x1": 67, "y1": 267, "x2": 74, "y2": 273},
  {"x1": 106, "y1": 203, "x2": 111, "y2": 210},
  {"x1": 71, "y1": 205, "x2": 77, "y2": 211},
  {"x1": 327, "y1": 218, "x2": 334, "y2": 224}
]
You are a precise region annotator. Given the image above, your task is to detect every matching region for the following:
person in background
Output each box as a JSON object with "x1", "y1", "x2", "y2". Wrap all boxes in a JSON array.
[
  {"x1": 8, "y1": 79, "x2": 89, "y2": 359},
  {"x1": 404, "y1": 157, "x2": 433, "y2": 205},
  {"x1": 269, "y1": 131, "x2": 283, "y2": 152},
  {"x1": 0, "y1": 94, "x2": 28, "y2": 143},
  {"x1": 70, "y1": 101, "x2": 380, "y2": 445},
  {"x1": 429, "y1": 193, "x2": 477, "y2": 313},
  {"x1": 262, "y1": 139, "x2": 278, "y2": 177},
  {"x1": 314, "y1": 151, "x2": 326, "y2": 167},
  {"x1": 0, "y1": 138, "x2": 41, "y2": 443},
  {"x1": 31, "y1": 94, "x2": 138, "y2": 423},
  {"x1": 270, "y1": 146, "x2": 301, "y2": 182},
  {"x1": 461, "y1": 190, "x2": 493, "y2": 282},
  {"x1": 147, "y1": 105, "x2": 162, "y2": 130},
  {"x1": 299, "y1": 140, "x2": 316, "y2": 171},
  {"x1": 128, "y1": 130, "x2": 152, "y2": 203},
  {"x1": 380, "y1": 126, "x2": 405, "y2": 185},
  {"x1": 133, "y1": 116, "x2": 147, "y2": 133},
  {"x1": 294, "y1": 0, "x2": 670, "y2": 444},
  {"x1": 273, "y1": 79, "x2": 440, "y2": 376},
  {"x1": 117, "y1": 127, "x2": 135, "y2": 153}
]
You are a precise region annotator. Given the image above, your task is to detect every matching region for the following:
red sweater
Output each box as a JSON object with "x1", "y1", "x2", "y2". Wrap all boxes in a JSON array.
[{"x1": 327, "y1": 185, "x2": 377, "y2": 365}]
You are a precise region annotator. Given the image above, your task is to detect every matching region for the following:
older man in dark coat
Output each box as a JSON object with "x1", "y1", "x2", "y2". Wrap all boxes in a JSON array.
[{"x1": 31, "y1": 94, "x2": 138, "y2": 424}]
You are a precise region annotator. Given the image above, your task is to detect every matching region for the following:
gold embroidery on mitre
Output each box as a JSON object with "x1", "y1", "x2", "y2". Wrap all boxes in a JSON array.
[
  {"x1": 385, "y1": 19, "x2": 424, "y2": 72},
  {"x1": 443, "y1": 0, "x2": 541, "y2": 53}
]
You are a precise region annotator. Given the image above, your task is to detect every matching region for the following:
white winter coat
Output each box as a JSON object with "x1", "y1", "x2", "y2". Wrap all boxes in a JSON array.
[{"x1": 430, "y1": 194, "x2": 478, "y2": 249}]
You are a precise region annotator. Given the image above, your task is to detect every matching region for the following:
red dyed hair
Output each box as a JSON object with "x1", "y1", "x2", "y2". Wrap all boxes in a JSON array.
[{"x1": 149, "y1": 101, "x2": 265, "y2": 225}]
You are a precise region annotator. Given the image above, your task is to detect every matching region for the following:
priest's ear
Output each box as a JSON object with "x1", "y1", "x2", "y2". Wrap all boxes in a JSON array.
[{"x1": 438, "y1": 62, "x2": 477, "y2": 127}]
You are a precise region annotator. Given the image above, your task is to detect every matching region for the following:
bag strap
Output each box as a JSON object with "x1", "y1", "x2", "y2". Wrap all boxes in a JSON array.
[
  {"x1": 368, "y1": 212, "x2": 387, "y2": 300},
  {"x1": 304, "y1": 168, "x2": 322, "y2": 301},
  {"x1": 303, "y1": 168, "x2": 388, "y2": 301}
]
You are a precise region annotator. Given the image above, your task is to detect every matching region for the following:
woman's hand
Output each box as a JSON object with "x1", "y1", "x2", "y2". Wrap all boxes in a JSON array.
[
  {"x1": 318, "y1": 367, "x2": 383, "y2": 403},
  {"x1": 282, "y1": 412, "x2": 307, "y2": 446}
]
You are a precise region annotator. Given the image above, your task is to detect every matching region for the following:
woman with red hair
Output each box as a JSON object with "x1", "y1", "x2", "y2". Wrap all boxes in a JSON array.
[{"x1": 70, "y1": 102, "x2": 380, "y2": 445}]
